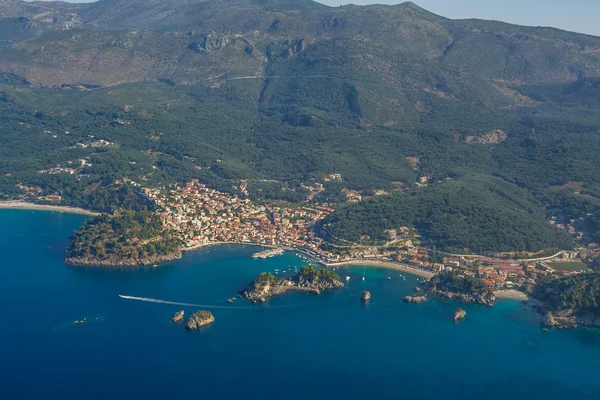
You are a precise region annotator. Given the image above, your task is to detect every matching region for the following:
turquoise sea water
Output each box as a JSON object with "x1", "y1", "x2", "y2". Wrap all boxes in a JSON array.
[{"x1": 1, "y1": 210, "x2": 600, "y2": 400}]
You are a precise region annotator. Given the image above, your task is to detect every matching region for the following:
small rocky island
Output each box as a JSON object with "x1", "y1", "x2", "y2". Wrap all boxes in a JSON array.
[
  {"x1": 420, "y1": 271, "x2": 496, "y2": 306},
  {"x1": 453, "y1": 308, "x2": 467, "y2": 321},
  {"x1": 65, "y1": 211, "x2": 182, "y2": 267},
  {"x1": 532, "y1": 273, "x2": 600, "y2": 329},
  {"x1": 403, "y1": 295, "x2": 428, "y2": 304},
  {"x1": 242, "y1": 266, "x2": 344, "y2": 303},
  {"x1": 186, "y1": 310, "x2": 215, "y2": 330},
  {"x1": 171, "y1": 310, "x2": 185, "y2": 322}
]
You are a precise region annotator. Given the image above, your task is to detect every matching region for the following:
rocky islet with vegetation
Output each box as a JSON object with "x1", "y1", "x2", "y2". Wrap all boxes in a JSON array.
[
  {"x1": 242, "y1": 266, "x2": 344, "y2": 303},
  {"x1": 185, "y1": 311, "x2": 215, "y2": 330}
]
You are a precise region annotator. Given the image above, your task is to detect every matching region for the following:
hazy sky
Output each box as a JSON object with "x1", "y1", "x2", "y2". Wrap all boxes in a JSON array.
[
  {"x1": 320, "y1": 0, "x2": 600, "y2": 36},
  {"x1": 31, "y1": 0, "x2": 599, "y2": 37}
]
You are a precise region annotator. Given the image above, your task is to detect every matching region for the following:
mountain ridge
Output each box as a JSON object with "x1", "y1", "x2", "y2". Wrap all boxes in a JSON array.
[{"x1": 1, "y1": 0, "x2": 598, "y2": 90}]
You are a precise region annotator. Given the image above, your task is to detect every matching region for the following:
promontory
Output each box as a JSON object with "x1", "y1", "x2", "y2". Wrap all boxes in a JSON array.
[
  {"x1": 65, "y1": 211, "x2": 181, "y2": 267},
  {"x1": 533, "y1": 273, "x2": 600, "y2": 329},
  {"x1": 419, "y1": 271, "x2": 496, "y2": 306}
]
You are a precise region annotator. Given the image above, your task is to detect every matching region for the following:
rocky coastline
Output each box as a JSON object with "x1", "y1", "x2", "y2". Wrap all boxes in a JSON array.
[
  {"x1": 171, "y1": 310, "x2": 185, "y2": 323},
  {"x1": 453, "y1": 308, "x2": 467, "y2": 321},
  {"x1": 418, "y1": 271, "x2": 497, "y2": 306},
  {"x1": 540, "y1": 311, "x2": 600, "y2": 330},
  {"x1": 242, "y1": 266, "x2": 344, "y2": 303},
  {"x1": 402, "y1": 295, "x2": 428, "y2": 304},
  {"x1": 428, "y1": 289, "x2": 496, "y2": 306},
  {"x1": 531, "y1": 273, "x2": 600, "y2": 330},
  {"x1": 65, "y1": 251, "x2": 182, "y2": 268}
]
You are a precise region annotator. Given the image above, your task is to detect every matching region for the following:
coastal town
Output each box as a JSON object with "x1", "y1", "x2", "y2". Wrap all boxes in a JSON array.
[
  {"x1": 142, "y1": 180, "x2": 335, "y2": 255},
  {"x1": 5, "y1": 175, "x2": 600, "y2": 296},
  {"x1": 136, "y1": 179, "x2": 600, "y2": 295}
]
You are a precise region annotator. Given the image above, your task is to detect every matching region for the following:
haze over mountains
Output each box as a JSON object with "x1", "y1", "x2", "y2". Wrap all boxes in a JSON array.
[
  {"x1": 2, "y1": 0, "x2": 600, "y2": 88},
  {"x1": 1, "y1": 0, "x2": 600, "y2": 253}
]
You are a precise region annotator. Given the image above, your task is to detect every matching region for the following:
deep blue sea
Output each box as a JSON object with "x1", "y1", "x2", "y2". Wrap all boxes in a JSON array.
[{"x1": 1, "y1": 210, "x2": 600, "y2": 400}]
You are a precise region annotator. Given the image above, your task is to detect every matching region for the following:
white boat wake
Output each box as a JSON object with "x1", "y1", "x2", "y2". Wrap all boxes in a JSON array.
[
  {"x1": 119, "y1": 292, "x2": 358, "y2": 310},
  {"x1": 118, "y1": 295, "x2": 252, "y2": 309}
]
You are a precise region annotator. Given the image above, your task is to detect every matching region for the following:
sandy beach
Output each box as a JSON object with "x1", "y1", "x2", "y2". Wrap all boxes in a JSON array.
[
  {"x1": 181, "y1": 242, "x2": 434, "y2": 278},
  {"x1": 0, "y1": 201, "x2": 100, "y2": 216},
  {"x1": 324, "y1": 260, "x2": 435, "y2": 278},
  {"x1": 494, "y1": 289, "x2": 529, "y2": 301}
]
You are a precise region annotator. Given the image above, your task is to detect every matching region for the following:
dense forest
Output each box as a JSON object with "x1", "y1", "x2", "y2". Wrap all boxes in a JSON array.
[
  {"x1": 321, "y1": 176, "x2": 574, "y2": 253},
  {"x1": 66, "y1": 211, "x2": 181, "y2": 266},
  {"x1": 533, "y1": 273, "x2": 600, "y2": 316}
]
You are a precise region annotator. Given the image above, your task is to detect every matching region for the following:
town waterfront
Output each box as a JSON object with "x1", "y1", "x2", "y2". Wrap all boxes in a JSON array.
[{"x1": 1, "y1": 210, "x2": 600, "y2": 400}]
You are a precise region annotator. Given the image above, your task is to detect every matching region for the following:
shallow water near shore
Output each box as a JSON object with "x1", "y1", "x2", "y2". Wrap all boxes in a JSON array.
[{"x1": 1, "y1": 209, "x2": 600, "y2": 400}]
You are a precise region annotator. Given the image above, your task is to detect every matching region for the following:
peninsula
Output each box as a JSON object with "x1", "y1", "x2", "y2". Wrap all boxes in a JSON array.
[
  {"x1": 418, "y1": 271, "x2": 496, "y2": 306},
  {"x1": 65, "y1": 211, "x2": 181, "y2": 267},
  {"x1": 533, "y1": 273, "x2": 600, "y2": 329}
]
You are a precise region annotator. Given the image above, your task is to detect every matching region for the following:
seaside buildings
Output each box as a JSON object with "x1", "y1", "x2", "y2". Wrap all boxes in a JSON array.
[
  {"x1": 143, "y1": 181, "x2": 335, "y2": 260},
  {"x1": 140, "y1": 179, "x2": 597, "y2": 292}
]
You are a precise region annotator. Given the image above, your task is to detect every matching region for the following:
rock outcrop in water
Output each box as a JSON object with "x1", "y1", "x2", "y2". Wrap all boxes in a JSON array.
[
  {"x1": 171, "y1": 310, "x2": 184, "y2": 323},
  {"x1": 403, "y1": 295, "x2": 428, "y2": 304},
  {"x1": 242, "y1": 266, "x2": 344, "y2": 303},
  {"x1": 185, "y1": 311, "x2": 215, "y2": 330},
  {"x1": 453, "y1": 308, "x2": 467, "y2": 321}
]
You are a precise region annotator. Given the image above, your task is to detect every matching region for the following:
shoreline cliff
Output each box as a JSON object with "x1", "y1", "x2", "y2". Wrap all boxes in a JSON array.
[
  {"x1": 419, "y1": 271, "x2": 496, "y2": 306},
  {"x1": 65, "y1": 251, "x2": 182, "y2": 268}
]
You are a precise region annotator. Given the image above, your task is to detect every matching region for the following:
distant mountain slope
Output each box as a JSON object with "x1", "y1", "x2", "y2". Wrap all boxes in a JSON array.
[
  {"x1": 1, "y1": 0, "x2": 599, "y2": 89},
  {"x1": 1, "y1": 0, "x2": 600, "y2": 252}
]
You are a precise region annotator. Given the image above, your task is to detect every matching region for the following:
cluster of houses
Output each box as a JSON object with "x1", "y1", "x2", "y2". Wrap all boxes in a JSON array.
[
  {"x1": 14, "y1": 184, "x2": 62, "y2": 203},
  {"x1": 143, "y1": 181, "x2": 334, "y2": 254},
  {"x1": 434, "y1": 256, "x2": 549, "y2": 289},
  {"x1": 321, "y1": 241, "x2": 593, "y2": 290},
  {"x1": 37, "y1": 158, "x2": 92, "y2": 176},
  {"x1": 550, "y1": 215, "x2": 586, "y2": 242},
  {"x1": 550, "y1": 215, "x2": 600, "y2": 262},
  {"x1": 68, "y1": 136, "x2": 117, "y2": 150}
]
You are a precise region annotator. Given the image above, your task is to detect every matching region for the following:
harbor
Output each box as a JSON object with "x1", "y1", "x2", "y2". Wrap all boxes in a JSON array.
[{"x1": 252, "y1": 248, "x2": 285, "y2": 259}]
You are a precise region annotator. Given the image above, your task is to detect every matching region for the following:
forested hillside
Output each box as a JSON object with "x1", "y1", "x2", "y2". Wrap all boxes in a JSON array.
[
  {"x1": 66, "y1": 211, "x2": 181, "y2": 266},
  {"x1": 1, "y1": 0, "x2": 600, "y2": 252},
  {"x1": 320, "y1": 176, "x2": 574, "y2": 253}
]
